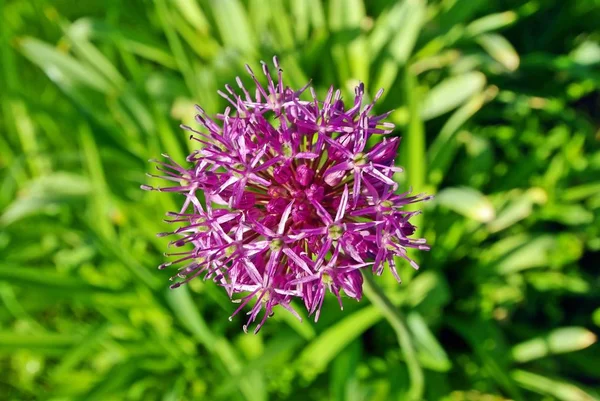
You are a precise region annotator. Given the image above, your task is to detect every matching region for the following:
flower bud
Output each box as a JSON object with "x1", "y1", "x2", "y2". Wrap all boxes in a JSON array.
[{"x1": 296, "y1": 164, "x2": 315, "y2": 187}]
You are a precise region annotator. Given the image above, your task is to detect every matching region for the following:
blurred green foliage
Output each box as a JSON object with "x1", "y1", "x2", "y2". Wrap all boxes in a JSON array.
[{"x1": 1, "y1": 0, "x2": 599, "y2": 400}]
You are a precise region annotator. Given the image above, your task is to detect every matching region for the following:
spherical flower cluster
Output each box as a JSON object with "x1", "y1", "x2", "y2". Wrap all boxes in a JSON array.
[{"x1": 143, "y1": 57, "x2": 431, "y2": 332}]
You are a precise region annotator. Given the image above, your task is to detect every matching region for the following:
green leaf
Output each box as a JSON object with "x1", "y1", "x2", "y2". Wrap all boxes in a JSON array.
[
  {"x1": 214, "y1": 332, "x2": 302, "y2": 399},
  {"x1": 387, "y1": 0, "x2": 426, "y2": 66},
  {"x1": 165, "y1": 286, "x2": 217, "y2": 349},
  {"x1": 171, "y1": 12, "x2": 221, "y2": 59},
  {"x1": 154, "y1": 0, "x2": 197, "y2": 95},
  {"x1": 291, "y1": 0, "x2": 310, "y2": 43},
  {"x1": 593, "y1": 308, "x2": 600, "y2": 328},
  {"x1": 330, "y1": 338, "x2": 361, "y2": 401},
  {"x1": 78, "y1": 361, "x2": 142, "y2": 401},
  {"x1": 65, "y1": 23, "x2": 125, "y2": 89},
  {"x1": 487, "y1": 188, "x2": 546, "y2": 233},
  {"x1": 210, "y1": 0, "x2": 255, "y2": 53},
  {"x1": 420, "y1": 72, "x2": 486, "y2": 120},
  {"x1": 570, "y1": 40, "x2": 600, "y2": 65},
  {"x1": 511, "y1": 369, "x2": 599, "y2": 401},
  {"x1": 270, "y1": 0, "x2": 296, "y2": 49},
  {"x1": 70, "y1": 18, "x2": 177, "y2": 69},
  {"x1": 540, "y1": 204, "x2": 594, "y2": 225},
  {"x1": 298, "y1": 306, "x2": 382, "y2": 380},
  {"x1": 165, "y1": 286, "x2": 265, "y2": 401},
  {"x1": 493, "y1": 235, "x2": 555, "y2": 274},
  {"x1": 466, "y1": 11, "x2": 518, "y2": 37},
  {"x1": 437, "y1": 0, "x2": 486, "y2": 30},
  {"x1": 449, "y1": 318, "x2": 525, "y2": 401},
  {"x1": 328, "y1": 0, "x2": 367, "y2": 88},
  {"x1": 477, "y1": 33, "x2": 520, "y2": 71},
  {"x1": 403, "y1": 68, "x2": 427, "y2": 198},
  {"x1": 173, "y1": 0, "x2": 210, "y2": 34},
  {"x1": 0, "y1": 265, "x2": 114, "y2": 293},
  {"x1": 18, "y1": 37, "x2": 112, "y2": 93},
  {"x1": 368, "y1": 0, "x2": 410, "y2": 59},
  {"x1": 512, "y1": 327, "x2": 597, "y2": 363},
  {"x1": 371, "y1": 0, "x2": 426, "y2": 95},
  {"x1": 51, "y1": 324, "x2": 111, "y2": 379},
  {"x1": 493, "y1": 234, "x2": 583, "y2": 274},
  {"x1": 435, "y1": 187, "x2": 495, "y2": 222},
  {"x1": 361, "y1": 271, "x2": 423, "y2": 401},
  {"x1": 562, "y1": 182, "x2": 600, "y2": 202},
  {"x1": 526, "y1": 271, "x2": 590, "y2": 294},
  {"x1": 272, "y1": 302, "x2": 316, "y2": 340},
  {"x1": 0, "y1": 332, "x2": 80, "y2": 354},
  {"x1": 405, "y1": 271, "x2": 451, "y2": 312},
  {"x1": 428, "y1": 88, "x2": 495, "y2": 187},
  {"x1": 1, "y1": 173, "x2": 91, "y2": 225},
  {"x1": 407, "y1": 312, "x2": 452, "y2": 372}
]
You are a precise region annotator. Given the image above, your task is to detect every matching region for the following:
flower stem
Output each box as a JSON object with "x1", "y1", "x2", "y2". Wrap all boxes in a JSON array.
[{"x1": 361, "y1": 270, "x2": 424, "y2": 401}]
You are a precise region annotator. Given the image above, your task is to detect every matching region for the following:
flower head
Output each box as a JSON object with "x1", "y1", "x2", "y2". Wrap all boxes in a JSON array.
[{"x1": 144, "y1": 57, "x2": 431, "y2": 332}]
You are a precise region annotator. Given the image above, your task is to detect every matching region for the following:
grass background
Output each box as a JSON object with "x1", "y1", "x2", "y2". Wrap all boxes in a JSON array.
[{"x1": 1, "y1": 0, "x2": 599, "y2": 400}]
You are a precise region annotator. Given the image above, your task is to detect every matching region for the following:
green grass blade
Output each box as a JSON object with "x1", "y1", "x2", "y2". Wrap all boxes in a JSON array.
[
  {"x1": 435, "y1": 187, "x2": 495, "y2": 223},
  {"x1": 511, "y1": 369, "x2": 599, "y2": 401},
  {"x1": 512, "y1": 327, "x2": 597, "y2": 363},
  {"x1": 420, "y1": 72, "x2": 486, "y2": 120}
]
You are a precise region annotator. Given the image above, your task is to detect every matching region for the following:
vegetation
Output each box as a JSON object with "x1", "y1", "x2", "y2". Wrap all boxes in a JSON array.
[{"x1": 1, "y1": 0, "x2": 599, "y2": 400}]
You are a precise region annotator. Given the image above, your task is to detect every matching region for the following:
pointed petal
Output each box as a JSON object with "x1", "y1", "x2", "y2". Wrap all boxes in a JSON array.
[{"x1": 335, "y1": 185, "x2": 349, "y2": 222}]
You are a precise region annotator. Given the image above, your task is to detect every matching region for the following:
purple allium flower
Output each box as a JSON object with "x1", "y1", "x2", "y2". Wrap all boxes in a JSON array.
[{"x1": 143, "y1": 57, "x2": 431, "y2": 333}]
